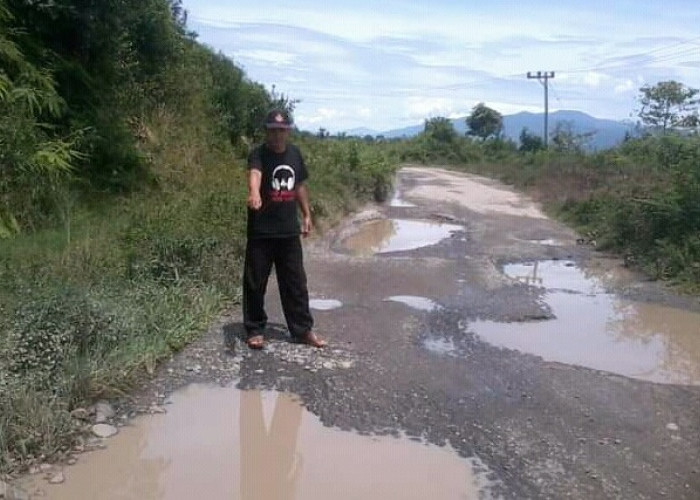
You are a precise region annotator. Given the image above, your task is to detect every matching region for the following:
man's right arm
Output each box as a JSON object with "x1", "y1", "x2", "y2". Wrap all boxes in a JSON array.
[{"x1": 247, "y1": 168, "x2": 262, "y2": 210}]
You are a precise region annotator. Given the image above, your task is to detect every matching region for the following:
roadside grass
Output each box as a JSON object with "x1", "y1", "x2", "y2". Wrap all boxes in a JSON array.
[
  {"x1": 0, "y1": 207, "x2": 229, "y2": 471},
  {"x1": 0, "y1": 135, "x2": 398, "y2": 474}
]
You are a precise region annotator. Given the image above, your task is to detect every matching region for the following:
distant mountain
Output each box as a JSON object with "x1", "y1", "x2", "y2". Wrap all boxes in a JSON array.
[
  {"x1": 502, "y1": 111, "x2": 637, "y2": 150},
  {"x1": 344, "y1": 127, "x2": 379, "y2": 137},
  {"x1": 379, "y1": 123, "x2": 423, "y2": 139},
  {"x1": 375, "y1": 110, "x2": 637, "y2": 150}
]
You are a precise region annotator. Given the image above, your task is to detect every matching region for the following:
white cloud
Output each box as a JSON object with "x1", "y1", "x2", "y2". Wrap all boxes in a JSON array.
[
  {"x1": 583, "y1": 72, "x2": 610, "y2": 88},
  {"x1": 234, "y1": 49, "x2": 296, "y2": 66},
  {"x1": 185, "y1": 0, "x2": 700, "y2": 132},
  {"x1": 296, "y1": 107, "x2": 343, "y2": 128},
  {"x1": 614, "y1": 79, "x2": 635, "y2": 94},
  {"x1": 405, "y1": 97, "x2": 459, "y2": 119},
  {"x1": 281, "y1": 76, "x2": 307, "y2": 84}
]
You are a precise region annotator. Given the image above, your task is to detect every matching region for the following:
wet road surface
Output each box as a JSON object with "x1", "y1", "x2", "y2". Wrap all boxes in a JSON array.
[{"x1": 20, "y1": 166, "x2": 700, "y2": 499}]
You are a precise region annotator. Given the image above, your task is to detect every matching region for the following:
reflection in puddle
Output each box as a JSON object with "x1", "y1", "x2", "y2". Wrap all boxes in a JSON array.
[
  {"x1": 309, "y1": 299, "x2": 342, "y2": 311},
  {"x1": 385, "y1": 295, "x2": 440, "y2": 311},
  {"x1": 472, "y1": 261, "x2": 700, "y2": 385},
  {"x1": 389, "y1": 189, "x2": 416, "y2": 207},
  {"x1": 423, "y1": 337, "x2": 458, "y2": 356},
  {"x1": 341, "y1": 219, "x2": 462, "y2": 255},
  {"x1": 526, "y1": 238, "x2": 564, "y2": 246},
  {"x1": 23, "y1": 386, "x2": 497, "y2": 499}
]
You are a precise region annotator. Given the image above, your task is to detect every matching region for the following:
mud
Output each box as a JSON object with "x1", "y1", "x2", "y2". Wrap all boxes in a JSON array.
[
  {"x1": 470, "y1": 260, "x2": 700, "y2": 385},
  {"x1": 338, "y1": 218, "x2": 463, "y2": 255},
  {"x1": 14, "y1": 165, "x2": 700, "y2": 499},
  {"x1": 20, "y1": 387, "x2": 497, "y2": 499}
]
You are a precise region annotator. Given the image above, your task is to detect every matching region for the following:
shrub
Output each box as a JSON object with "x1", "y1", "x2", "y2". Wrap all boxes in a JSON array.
[{"x1": 5, "y1": 288, "x2": 127, "y2": 386}]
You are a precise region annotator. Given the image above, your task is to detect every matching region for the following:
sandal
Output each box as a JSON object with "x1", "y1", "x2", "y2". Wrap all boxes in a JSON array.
[
  {"x1": 296, "y1": 331, "x2": 327, "y2": 348},
  {"x1": 246, "y1": 334, "x2": 265, "y2": 350}
]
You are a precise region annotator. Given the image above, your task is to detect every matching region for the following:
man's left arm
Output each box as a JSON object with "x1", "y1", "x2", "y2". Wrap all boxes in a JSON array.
[{"x1": 297, "y1": 182, "x2": 312, "y2": 237}]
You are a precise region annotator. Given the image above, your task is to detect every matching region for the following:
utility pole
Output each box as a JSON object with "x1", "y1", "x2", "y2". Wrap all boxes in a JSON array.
[{"x1": 527, "y1": 71, "x2": 555, "y2": 147}]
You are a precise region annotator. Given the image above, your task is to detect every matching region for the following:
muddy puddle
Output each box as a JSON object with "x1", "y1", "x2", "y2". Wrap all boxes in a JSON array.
[
  {"x1": 423, "y1": 337, "x2": 459, "y2": 356},
  {"x1": 21, "y1": 385, "x2": 497, "y2": 499},
  {"x1": 340, "y1": 218, "x2": 462, "y2": 255},
  {"x1": 469, "y1": 260, "x2": 700, "y2": 385},
  {"x1": 309, "y1": 298, "x2": 343, "y2": 311},
  {"x1": 389, "y1": 188, "x2": 416, "y2": 207},
  {"x1": 385, "y1": 295, "x2": 441, "y2": 311}
]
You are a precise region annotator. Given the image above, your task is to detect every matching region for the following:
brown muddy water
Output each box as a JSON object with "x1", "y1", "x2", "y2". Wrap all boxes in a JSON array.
[
  {"x1": 22, "y1": 386, "x2": 496, "y2": 500},
  {"x1": 340, "y1": 218, "x2": 463, "y2": 256},
  {"x1": 340, "y1": 213, "x2": 699, "y2": 386},
  {"x1": 471, "y1": 260, "x2": 700, "y2": 386}
]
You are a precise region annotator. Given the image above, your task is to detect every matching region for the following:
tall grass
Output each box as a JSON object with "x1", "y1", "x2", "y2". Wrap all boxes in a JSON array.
[{"x1": 0, "y1": 131, "x2": 398, "y2": 473}]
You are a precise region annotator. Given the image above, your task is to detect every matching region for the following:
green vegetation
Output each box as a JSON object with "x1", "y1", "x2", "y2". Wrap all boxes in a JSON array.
[
  {"x1": 1, "y1": 0, "x2": 697, "y2": 474},
  {"x1": 383, "y1": 84, "x2": 700, "y2": 290},
  {"x1": 466, "y1": 102, "x2": 504, "y2": 140},
  {"x1": 638, "y1": 80, "x2": 699, "y2": 132},
  {"x1": 0, "y1": 0, "x2": 395, "y2": 473}
]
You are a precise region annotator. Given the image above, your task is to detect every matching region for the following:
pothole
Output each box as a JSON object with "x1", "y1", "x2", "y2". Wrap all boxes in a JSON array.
[
  {"x1": 389, "y1": 189, "x2": 416, "y2": 207},
  {"x1": 470, "y1": 260, "x2": 700, "y2": 385},
  {"x1": 384, "y1": 295, "x2": 441, "y2": 311},
  {"x1": 423, "y1": 337, "x2": 459, "y2": 356},
  {"x1": 309, "y1": 299, "x2": 343, "y2": 311},
  {"x1": 19, "y1": 386, "x2": 499, "y2": 499},
  {"x1": 339, "y1": 218, "x2": 463, "y2": 256}
]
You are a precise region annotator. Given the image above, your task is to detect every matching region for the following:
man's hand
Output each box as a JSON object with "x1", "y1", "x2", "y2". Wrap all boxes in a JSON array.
[
  {"x1": 301, "y1": 215, "x2": 313, "y2": 237},
  {"x1": 247, "y1": 191, "x2": 262, "y2": 210},
  {"x1": 247, "y1": 169, "x2": 263, "y2": 210}
]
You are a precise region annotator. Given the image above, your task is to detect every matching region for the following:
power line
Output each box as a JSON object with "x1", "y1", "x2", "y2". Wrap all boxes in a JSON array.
[
  {"x1": 548, "y1": 81, "x2": 563, "y2": 105},
  {"x1": 561, "y1": 36, "x2": 700, "y2": 75}
]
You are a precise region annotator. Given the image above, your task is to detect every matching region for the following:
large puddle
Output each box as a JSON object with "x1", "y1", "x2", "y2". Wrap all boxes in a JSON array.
[
  {"x1": 470, "y1": 261, "x2": 700, "y2": 385},
  {"x1": 22, "y1": 386, "x2": 496, "y2": 499},
  {"x1": 341, "y1": 218, "x2": 462, "y2": 255}
]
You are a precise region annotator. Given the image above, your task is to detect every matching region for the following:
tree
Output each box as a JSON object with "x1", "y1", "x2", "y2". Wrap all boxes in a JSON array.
[
  {"x1": 549, "y1": 121, "x2": 594, "y2": 153},
  {"x1": 424, "y1": 117, "x2": 457, "y2": 143},
  {"x1": 466, "y1": 103, "x2": 503, "y2": 140},
  {"x1": 518, "y1": 127, "x2": 544, "y2": 152},
  {"x1": 637, "y1": 80, "x2": 699, "y2": 133},
  {"x1": 0, "y1": 1, "x2": 83, "y2": 236}
]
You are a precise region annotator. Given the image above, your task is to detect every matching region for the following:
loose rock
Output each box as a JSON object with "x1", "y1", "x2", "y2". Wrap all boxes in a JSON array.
[
  {"x1": 94, "y1": 401, "x2": 115, "y2": 420},
  {"x1": 48, "y1": 472, "x2": 65, "y2": 485},
  {"x1": 91, "y1": 424, "x2": 118, "y2": 438}
]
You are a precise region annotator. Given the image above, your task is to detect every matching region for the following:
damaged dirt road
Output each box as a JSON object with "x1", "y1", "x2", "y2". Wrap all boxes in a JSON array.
[{"x1": 20, "y1": 165, "x2": 700, "y2": 499}]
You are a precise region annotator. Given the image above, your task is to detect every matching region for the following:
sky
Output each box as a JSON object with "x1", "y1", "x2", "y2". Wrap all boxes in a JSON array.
[{"x1": 183, "y1": 0, "x2": 700, "y2": 134}]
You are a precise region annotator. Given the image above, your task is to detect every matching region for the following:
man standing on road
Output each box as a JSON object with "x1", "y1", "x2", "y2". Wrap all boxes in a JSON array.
[{"x1": 243, "y1": 108, "x2": 326, "y2": 350}]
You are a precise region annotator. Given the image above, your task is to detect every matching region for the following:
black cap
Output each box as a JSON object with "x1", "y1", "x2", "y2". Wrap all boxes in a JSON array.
[{"x1": 264, "y1": 108, "x2": 293, "y2": 129}]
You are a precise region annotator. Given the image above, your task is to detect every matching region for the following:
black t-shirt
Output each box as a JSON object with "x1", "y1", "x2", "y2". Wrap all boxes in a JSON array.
[{"x1": 246, "y1": 143, "x2": 308, "y2": 238}]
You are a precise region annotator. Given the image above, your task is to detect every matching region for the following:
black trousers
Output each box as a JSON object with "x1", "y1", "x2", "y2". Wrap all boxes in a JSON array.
[{"x1": 243, "y1": 236, "x2": 314, "y2": 339}]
